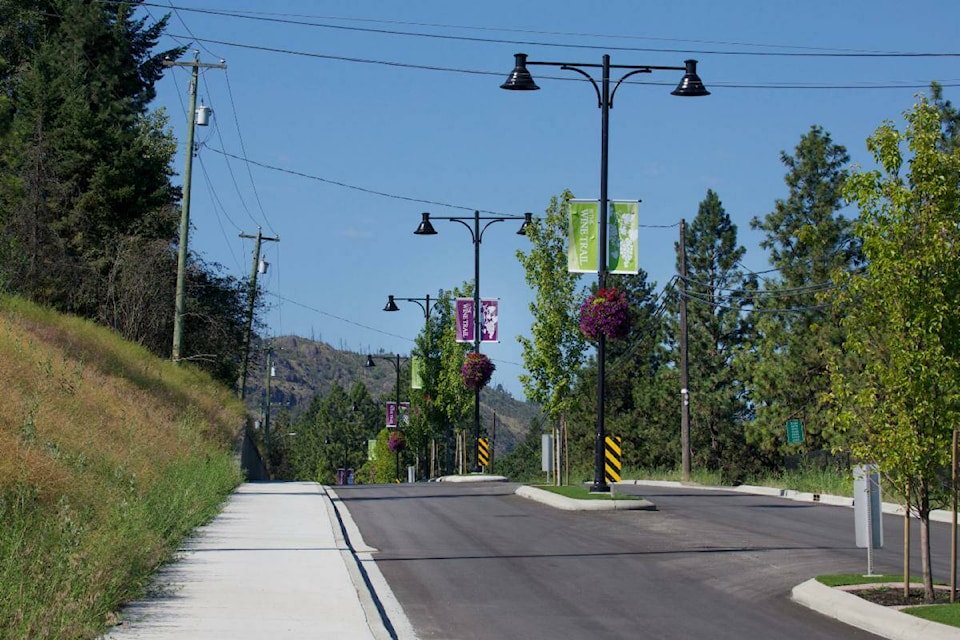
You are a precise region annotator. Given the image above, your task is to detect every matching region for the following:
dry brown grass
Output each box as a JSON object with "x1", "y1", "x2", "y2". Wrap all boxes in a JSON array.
[{"x1": 0, "y1": 296, "x2": 246, "y2": 639}]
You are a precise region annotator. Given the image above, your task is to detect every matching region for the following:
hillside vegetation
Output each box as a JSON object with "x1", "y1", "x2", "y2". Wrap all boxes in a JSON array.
[
  {"x1": 247, "y1": 335, "x2": 541, "y2": 456},
  {"x1": 0, "y1": 297, "x2": 245, "y2": 640}
]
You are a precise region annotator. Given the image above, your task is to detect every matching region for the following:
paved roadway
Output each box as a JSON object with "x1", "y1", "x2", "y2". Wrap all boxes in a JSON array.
[{"x1": 335, "y1": 482, "x2": 953, "y2": 640}]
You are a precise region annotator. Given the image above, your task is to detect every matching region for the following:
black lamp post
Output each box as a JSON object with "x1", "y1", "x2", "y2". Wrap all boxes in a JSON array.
[
  {"x1": 365, "y1": 353, "x2": 407, "y2": 481},
  {"x1": 502, "y1": 53, "x2": 708, "y2": 492},
  {"x1": 384, "y1": 294, "x2": 433, "y2": 323},
  {"x1": 414, "y1": 210, "x2": 532, "y2": 472}
]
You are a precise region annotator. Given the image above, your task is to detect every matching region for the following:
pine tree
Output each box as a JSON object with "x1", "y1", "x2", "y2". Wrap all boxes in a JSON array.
[
  {"x1": 1, "y1": 1, "x2": 182, "y2": 314},
  {"x1": 744, "y1": 126, "x2": 859, "y2": 460},
  {"x1": 678, "y1": 190, "x2": 757, "y2": 477}
]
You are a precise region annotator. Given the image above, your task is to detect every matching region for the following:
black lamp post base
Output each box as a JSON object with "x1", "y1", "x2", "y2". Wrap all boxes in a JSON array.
[{"x1": 590, "y1": 482, "x2": 611, "y2": 493}]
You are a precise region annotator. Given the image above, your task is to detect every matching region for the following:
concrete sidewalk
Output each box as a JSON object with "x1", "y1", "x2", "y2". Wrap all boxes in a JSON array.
[{"x1": 103, "y1": 482, "x2": 411, "y2": 640}]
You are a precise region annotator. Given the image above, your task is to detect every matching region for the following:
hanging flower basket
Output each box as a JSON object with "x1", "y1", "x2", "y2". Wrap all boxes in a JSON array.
[
  {"x1": 387, "y1": 430, "x2": 406, "y2": 453},
  {"x1": 580, "y1": 287, "x2": 630, "y2": 340},
  {"x1": 461, "y1": 352, "x2": 496, "y2": 390}
]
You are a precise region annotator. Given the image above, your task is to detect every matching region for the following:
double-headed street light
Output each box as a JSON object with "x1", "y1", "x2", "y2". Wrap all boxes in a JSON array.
[
  {"x1": 415, "y1": 210, "x2": 532, "y2": 472},
  {"x1": 384, "y1": 294, "x2": 433, "y2": 321},
  {"x1": 501, "y1": 53, "x2": 709, "y2": 492},
  {"x1": 365, "y1": 352, "x2": 408, "y2": 481}
]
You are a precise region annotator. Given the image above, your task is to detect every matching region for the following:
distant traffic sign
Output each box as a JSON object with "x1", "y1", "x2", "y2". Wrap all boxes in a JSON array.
[{"x1": 786, "y1": 419, "x2": 804, "y2": 444}]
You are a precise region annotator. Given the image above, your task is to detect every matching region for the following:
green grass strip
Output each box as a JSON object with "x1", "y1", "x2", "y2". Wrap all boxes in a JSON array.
[
  {"x1": 534, "y1": 485, "x2": 644, "y2": 501},
  {"x1": 904, "y1": 603, "x2": 960, "y2": 626}
]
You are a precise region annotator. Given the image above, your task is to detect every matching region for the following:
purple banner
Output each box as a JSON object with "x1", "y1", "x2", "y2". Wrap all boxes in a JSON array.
[
  {"x1": 386, "y1": 402, "x2": 397, "y2": 427},
  {"x1": 455, "y1": 298, "x2": 474, "y2": 343},
  {"x1": 481, "y1": 299, "x2": 499, "y2": 343}
]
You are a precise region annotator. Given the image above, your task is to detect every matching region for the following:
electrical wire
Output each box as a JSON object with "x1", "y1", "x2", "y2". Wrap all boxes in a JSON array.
[
  {"x1": 202, "y1": 145, "x2": 515, "y2": 215},
  {"x1": 680, "y1": 289, "x2": 830, "y2": 313},
  {"x1": 163, "y1": 35, "x2": 960, "y2": 91},
  {"x1": 135, "y1": 2, "x2": 960, "y2": 59},
  {"x1": 223, "y1": 69, "x2": 279, "y2": 237},
  {"x1": 196, "y1": 155, "x2": 243, "y2": 266},
  {"x1": 677, "y1": 274, "x2": 836, "y2": 297},
  {"x1": 164, "y1": 0, "x2": 222, "y2": 59},
  {"x1": 205, "y1": 91, "x2": 265, "y2": 232}
]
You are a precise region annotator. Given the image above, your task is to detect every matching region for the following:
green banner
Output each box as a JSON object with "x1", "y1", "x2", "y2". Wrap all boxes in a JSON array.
[
  {"x1": 568, "y1": 200, "x2": 599, "y2": 273},
  {"x1": 609, "y1": 200, "x2": 639, "y2": 274},
  {"x1": 411, "y1": 356, "x2": 423, "y2": 389}
]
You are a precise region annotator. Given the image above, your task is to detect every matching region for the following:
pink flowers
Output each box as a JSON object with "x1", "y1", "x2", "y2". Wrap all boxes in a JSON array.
[
  {"x1": 580, "y1": 287, "x2": 630, "y2": 340},
  {"x1": 387, "y1": 430, "x2": 406, "y2": 453},
  {"x1": 461, "y1": 352, "x2": 495, "y2": 390}
]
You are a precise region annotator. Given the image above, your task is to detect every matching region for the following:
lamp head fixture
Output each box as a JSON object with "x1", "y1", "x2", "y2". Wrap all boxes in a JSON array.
[
  {"x1": 383, "y1": 295, "x2": 400, "y2": 312},
  {"x1": 500, "y1": 53, "x2": 540, "y2": 91},
  {"x1": 414, "y1": 212, "x2": 438, "y2": 235},
  {"x1": 671, "y1": 59, "x2": 710, "y2": 97},
  {"x1": 517, "y1": 211, "x2": 533, "y2": 235}
]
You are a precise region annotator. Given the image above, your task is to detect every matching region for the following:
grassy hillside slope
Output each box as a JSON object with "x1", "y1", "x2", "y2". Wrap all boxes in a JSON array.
[{"x1": 0, "y1": 297, "x2": 246, "y2": 639}]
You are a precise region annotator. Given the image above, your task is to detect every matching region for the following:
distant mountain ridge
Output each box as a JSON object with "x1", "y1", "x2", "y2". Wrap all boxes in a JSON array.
[{"x1": 244, "y1": 335, "x2": 541, "y2": 454}]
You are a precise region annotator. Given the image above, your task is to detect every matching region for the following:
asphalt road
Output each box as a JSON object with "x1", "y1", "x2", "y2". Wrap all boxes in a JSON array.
[{"x1": 335, "y1": 482, "x2": 951, "y2": 640}]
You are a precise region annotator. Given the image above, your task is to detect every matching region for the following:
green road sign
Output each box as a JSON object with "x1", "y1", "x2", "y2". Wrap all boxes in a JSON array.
[{"x1": 786, "y1": 418, "x2": 805, "y2": 444}]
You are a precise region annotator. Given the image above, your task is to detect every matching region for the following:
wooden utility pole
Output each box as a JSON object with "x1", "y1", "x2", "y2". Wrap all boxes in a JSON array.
[
  {"x1": 679, "y1": 219, "x2": 691, "y2": 482},
  {"x1": 238, "y1": 227, "x2": 279, "y2": 399},
  {"x1": 165, "y1": 52, "x2": 226, "y2": 363}
]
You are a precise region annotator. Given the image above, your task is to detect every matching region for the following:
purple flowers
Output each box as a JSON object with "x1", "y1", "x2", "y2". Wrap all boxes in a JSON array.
[
  {"x1": 580, "y1": 287, "x2": 630, "y2": 340},
  {"x1": 387, "y1": 430, "x2": 406, "y2": 453},
  {"x1": 461, "y1": 352, "x2": 495, "y2": 390}
]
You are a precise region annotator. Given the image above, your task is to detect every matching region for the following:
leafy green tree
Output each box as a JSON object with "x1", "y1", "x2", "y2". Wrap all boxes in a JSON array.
[
  {"x1": 408, "y1": 289, "x2": 471, "y2": 474},
  {"x1": 827, "y1": 97, "x2": 960, "y2": 602},
  {"x1": 677, "y1": 190, "x2": 758, "y2": 478},
  {"x1": 745, "y1": 125, "x2": 859, "y2": 459},
  {"x1": 361, "y1": 428, "x2": 402, "y2": 484},
  {"x1": 407, "y1": 289, "x2": 453, "y2": 477},
  {"x1": 515, "y1": 191, "x2": 586, "y2": 426},
  {"x1": 496, "y1": 416, "x2": 546, "y2": 483}
]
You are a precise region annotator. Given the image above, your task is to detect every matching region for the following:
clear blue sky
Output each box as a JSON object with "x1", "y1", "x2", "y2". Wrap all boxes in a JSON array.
[{"x1": 144, "y1": 1, "x2": 960, "y2": 399}]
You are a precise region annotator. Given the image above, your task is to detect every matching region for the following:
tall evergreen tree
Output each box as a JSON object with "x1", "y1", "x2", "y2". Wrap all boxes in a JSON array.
[
  {"x1": 931, "y1": 81, "x2": 960, "y2": 152},
  {"x1": 744, "y1": 125, "x2": 859, "y2": 459},
  {"x1": 676, "y1": 190, "x2": 757, "y2": 477},
  {"x1": 0, "y1": 2, "x2": 251, "y2": 386},
  {"x1": 0, "y1": 1, "x2": 182, "y2": 314}
]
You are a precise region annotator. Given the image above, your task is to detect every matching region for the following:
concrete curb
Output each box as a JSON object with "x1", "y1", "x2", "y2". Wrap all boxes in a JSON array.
[
  {"x1": 515, "y1": 485, "x2": 657, "y2": 511},
  {"x1": 792, "y1": 579, "x2": 960, "y2": 640},
  {"x1": 435, "y1": 474, "x2": 508, "y2": 483},
  {"x1": 326, "y1": 486, "x2": 419, "y2": 640},
  {"x1": 623, "y1": 479, "x2": 956, "y2": 523}
]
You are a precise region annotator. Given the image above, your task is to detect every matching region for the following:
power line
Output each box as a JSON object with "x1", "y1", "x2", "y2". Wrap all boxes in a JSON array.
[
  {"x1": 272, "y1": 292, "x2": 414, "y2": 342},
  {"x1": 223, "y1": 69, "x2": 280, "y2": 237},
  {"x1": 681, "y1": 289, "x2": 830, "y2": 313},
  {"x1": 140, "y1": 2, "x2": 960, "y2": 59},
  {"x1": 202, "y1": 145, "x2": 514, "y2": 215},
  {"x1": 678, "y1": 274, "x2": 836, "y2": 297},
  {"x1": 269, "y1": 291, "x2": 522, "y2": 369},
  {"x1": 163, "y1": 35, "x2": 960, "y2": 92}
]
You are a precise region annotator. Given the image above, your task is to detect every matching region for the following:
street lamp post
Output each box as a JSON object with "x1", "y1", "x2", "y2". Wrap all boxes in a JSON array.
[
  {"x1": 384, "y1": 294, "x2": 436, "y2": 475},
  {"x1": 414, "y1": 211, "x2": 532, "y2": 472},
  {"x1": 501, "y1": 52, "x2": 708, "y2": 492},
  {"x1": 366, "y1": 353, "x2": 407, "y2": 481}
]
